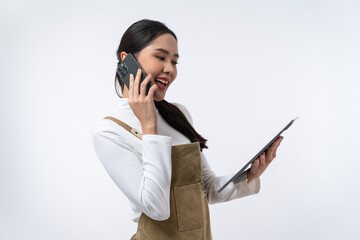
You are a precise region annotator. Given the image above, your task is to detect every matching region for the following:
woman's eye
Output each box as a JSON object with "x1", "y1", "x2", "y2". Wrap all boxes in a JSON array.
[{"x1": 155, "y1": 56, "x2": 178, "y2": 65}]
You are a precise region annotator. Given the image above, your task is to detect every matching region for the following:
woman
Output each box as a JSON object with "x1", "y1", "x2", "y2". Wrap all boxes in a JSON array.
[{"x1": 92, "y1": 19, "x2": 283, "y2": 240}]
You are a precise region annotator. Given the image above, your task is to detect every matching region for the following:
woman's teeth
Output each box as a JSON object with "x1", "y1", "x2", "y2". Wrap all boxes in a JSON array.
[{"x1": 155, "y1": 78, "x2": 169, "y2": 85}]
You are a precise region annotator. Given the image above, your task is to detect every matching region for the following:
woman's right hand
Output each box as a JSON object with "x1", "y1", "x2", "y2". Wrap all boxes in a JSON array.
[{"x1": 128, "y1": 68, "x2": 159, "y2": 135}]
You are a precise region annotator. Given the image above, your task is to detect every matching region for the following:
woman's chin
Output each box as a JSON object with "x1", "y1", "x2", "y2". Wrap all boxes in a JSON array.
[
  {"x1": 154, "y1": 92, "x2": 166, "y2": 101},
  {"x1": 154, "y1": 96, "x2": 165, "y2": 101}
]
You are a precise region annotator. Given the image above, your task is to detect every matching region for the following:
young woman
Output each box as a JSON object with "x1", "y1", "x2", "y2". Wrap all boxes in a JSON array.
[{"x1": 92, "y1": 19, "x2": 283, "y2": 240}]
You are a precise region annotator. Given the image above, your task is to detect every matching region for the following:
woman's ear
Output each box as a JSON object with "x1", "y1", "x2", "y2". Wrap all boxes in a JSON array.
[{"x1": 120, "y1": 51, "x2": 128, "y2": 61}]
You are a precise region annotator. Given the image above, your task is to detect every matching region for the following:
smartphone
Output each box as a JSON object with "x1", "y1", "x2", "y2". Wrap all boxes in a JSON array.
[{"x1": 117, "y1": 53, "x2": 152, "y2": 95}]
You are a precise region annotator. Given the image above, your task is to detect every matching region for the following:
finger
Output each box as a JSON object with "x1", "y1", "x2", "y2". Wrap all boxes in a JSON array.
[
  {"x1": 266, "y1": 140, "x2": 279, "y2": 161},
  {"x1": 271, "y1": 137, "x2": 283, "y2": 158},
  {"x1": 133, "y1": 68, "x2": 142, "y2": 97},
  {"x1": 260, "y1": 152, "x2": 266, "y2": 166},
  {"x1": 147, "y1": 81, "x2": 158, "y2": 99},
  {"x1": 140, "y1": 73, "x2": 153, "y2": 97},
  {"x1": 267, "y1": 137, "x2": 282, "y2": 161},
  {"x1": 269, "y1": 137, "x2": 281, "y2": 151},
  {"x1": 129, "y1": 73, "x2": 134, "y2": 99},
  {"x1": 251, "y1": 158, "x2": 260, "y2": 171}
]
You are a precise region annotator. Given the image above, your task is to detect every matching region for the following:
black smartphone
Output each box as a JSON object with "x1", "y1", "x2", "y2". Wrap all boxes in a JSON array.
[{"x1": 117, "y1": 53, "x2": 152, "y2": 95}]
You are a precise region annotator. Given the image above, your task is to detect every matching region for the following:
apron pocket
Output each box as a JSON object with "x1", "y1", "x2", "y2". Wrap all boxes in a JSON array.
[{"x1": 174, "y1": 182, "x2": 205, "y2": 232}]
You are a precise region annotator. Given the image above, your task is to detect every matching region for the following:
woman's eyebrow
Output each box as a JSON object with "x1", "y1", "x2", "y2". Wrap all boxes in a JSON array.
[{"x1": 155, "y1": 48, "x2": 179, "y2": 58}]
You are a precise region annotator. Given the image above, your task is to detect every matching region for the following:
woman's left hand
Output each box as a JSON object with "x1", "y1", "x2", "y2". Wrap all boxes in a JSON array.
[{"x1": 246, "y1": 136, "x2": 284, "y2": 183}]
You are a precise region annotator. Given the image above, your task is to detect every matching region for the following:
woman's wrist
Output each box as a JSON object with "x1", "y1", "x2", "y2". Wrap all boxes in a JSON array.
[
  {"x1": 246, "y1": 171, "x2": 257, "y2": 184},
  {"x1": 142, "y1": 124, "x2": 158, "y2": 135}
]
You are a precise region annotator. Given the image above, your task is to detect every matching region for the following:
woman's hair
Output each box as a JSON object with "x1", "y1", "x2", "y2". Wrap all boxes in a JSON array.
[{"x1": 115, "y1": 19, "x2": 208, "y2": 150}]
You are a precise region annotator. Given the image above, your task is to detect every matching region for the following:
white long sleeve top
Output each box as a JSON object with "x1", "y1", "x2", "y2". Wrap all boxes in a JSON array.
[{"x1": 91, "y1": 98, "x2": 260, "y2": 222}]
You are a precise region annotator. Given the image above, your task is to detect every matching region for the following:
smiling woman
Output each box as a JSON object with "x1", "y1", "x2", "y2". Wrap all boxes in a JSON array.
[
  {"x1": 114, "y1": 19, "x2": 207, "y2": 146},
  {"x1": 120, "y1": 33, "x2": 179, "y2": 101},
  {"x1": 92, "y1": 19, "x2": 281, "y2": 240}
]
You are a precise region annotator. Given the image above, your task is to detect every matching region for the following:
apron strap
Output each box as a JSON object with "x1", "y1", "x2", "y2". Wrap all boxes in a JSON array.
[{"x1": 104, "y1": 116, "x2": 143, "y2": 140}]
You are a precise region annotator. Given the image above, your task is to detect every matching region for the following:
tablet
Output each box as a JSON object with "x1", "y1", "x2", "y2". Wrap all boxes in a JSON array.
[{"x1": 217, "y1": 117, "x2": 298, "y2": 193}]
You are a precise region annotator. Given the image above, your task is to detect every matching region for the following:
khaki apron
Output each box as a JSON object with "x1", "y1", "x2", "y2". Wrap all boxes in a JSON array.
[{"x1": 104, "y1": 116, "x2": 212, "y2": 240}]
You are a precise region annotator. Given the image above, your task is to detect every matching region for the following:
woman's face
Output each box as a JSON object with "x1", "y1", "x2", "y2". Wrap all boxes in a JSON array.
[{"x1": 122, "y1": 33, "x2": 179, "y2": 101}]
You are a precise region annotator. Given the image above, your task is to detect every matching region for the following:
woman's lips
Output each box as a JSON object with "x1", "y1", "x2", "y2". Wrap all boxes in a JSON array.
[
  {"x1": 154, "y1": 81, "x2": 167, "y2": 89},
  {"x1": 153, "y1": 77, "x2": 170, "y2": 90}
]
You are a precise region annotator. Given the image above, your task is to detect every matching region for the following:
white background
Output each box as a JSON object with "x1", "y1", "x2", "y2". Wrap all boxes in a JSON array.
[{"x1": 1, "y1": 0, "x2": 359, "y2": 239}]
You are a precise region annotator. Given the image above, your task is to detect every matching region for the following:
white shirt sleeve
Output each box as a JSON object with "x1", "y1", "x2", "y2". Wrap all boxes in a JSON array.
[
  {"x1": 202, "y1": 152, "x2": 260, "y2": 204},
  {"x1": 92, "y1": 122, "x2": 173, "y2": 221}
]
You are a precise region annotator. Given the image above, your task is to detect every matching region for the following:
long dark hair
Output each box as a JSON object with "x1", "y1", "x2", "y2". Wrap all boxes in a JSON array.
[{"x1": 115, "y1": 19, "x2": 208, "y2": 151}]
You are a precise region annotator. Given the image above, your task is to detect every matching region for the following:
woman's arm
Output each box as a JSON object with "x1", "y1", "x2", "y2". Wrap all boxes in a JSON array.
[
  {"x1": 92, "y1": 121, "x2": 173, "y2": 221},
  {"x1": 201, "y1": 152, "x2": 261, "y2": 204},
  {"x1": 202, "y1": 137, "x2": 283, "y2": 204},
  {"x1": 173, "y1": 103, "x2": 263, "y2": 204}
]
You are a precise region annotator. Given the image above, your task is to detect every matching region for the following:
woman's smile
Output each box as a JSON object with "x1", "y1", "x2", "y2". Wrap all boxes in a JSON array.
[
  {"x1": 153, "y1": 76, "x2": 170, "y2": 89},
  {"x1": 134, "y1": 33, "x2": 178, "y2": 101}
]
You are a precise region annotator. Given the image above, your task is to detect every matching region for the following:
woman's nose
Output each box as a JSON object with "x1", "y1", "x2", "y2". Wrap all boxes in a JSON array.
[{"x1": 163, "y1": 61, "x2": 174, "y2": 73}]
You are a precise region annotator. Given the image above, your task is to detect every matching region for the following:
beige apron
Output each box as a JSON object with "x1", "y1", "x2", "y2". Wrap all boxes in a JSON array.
[{"x1": 104, "y1": 116, "x2": 212, "y2": 240}]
